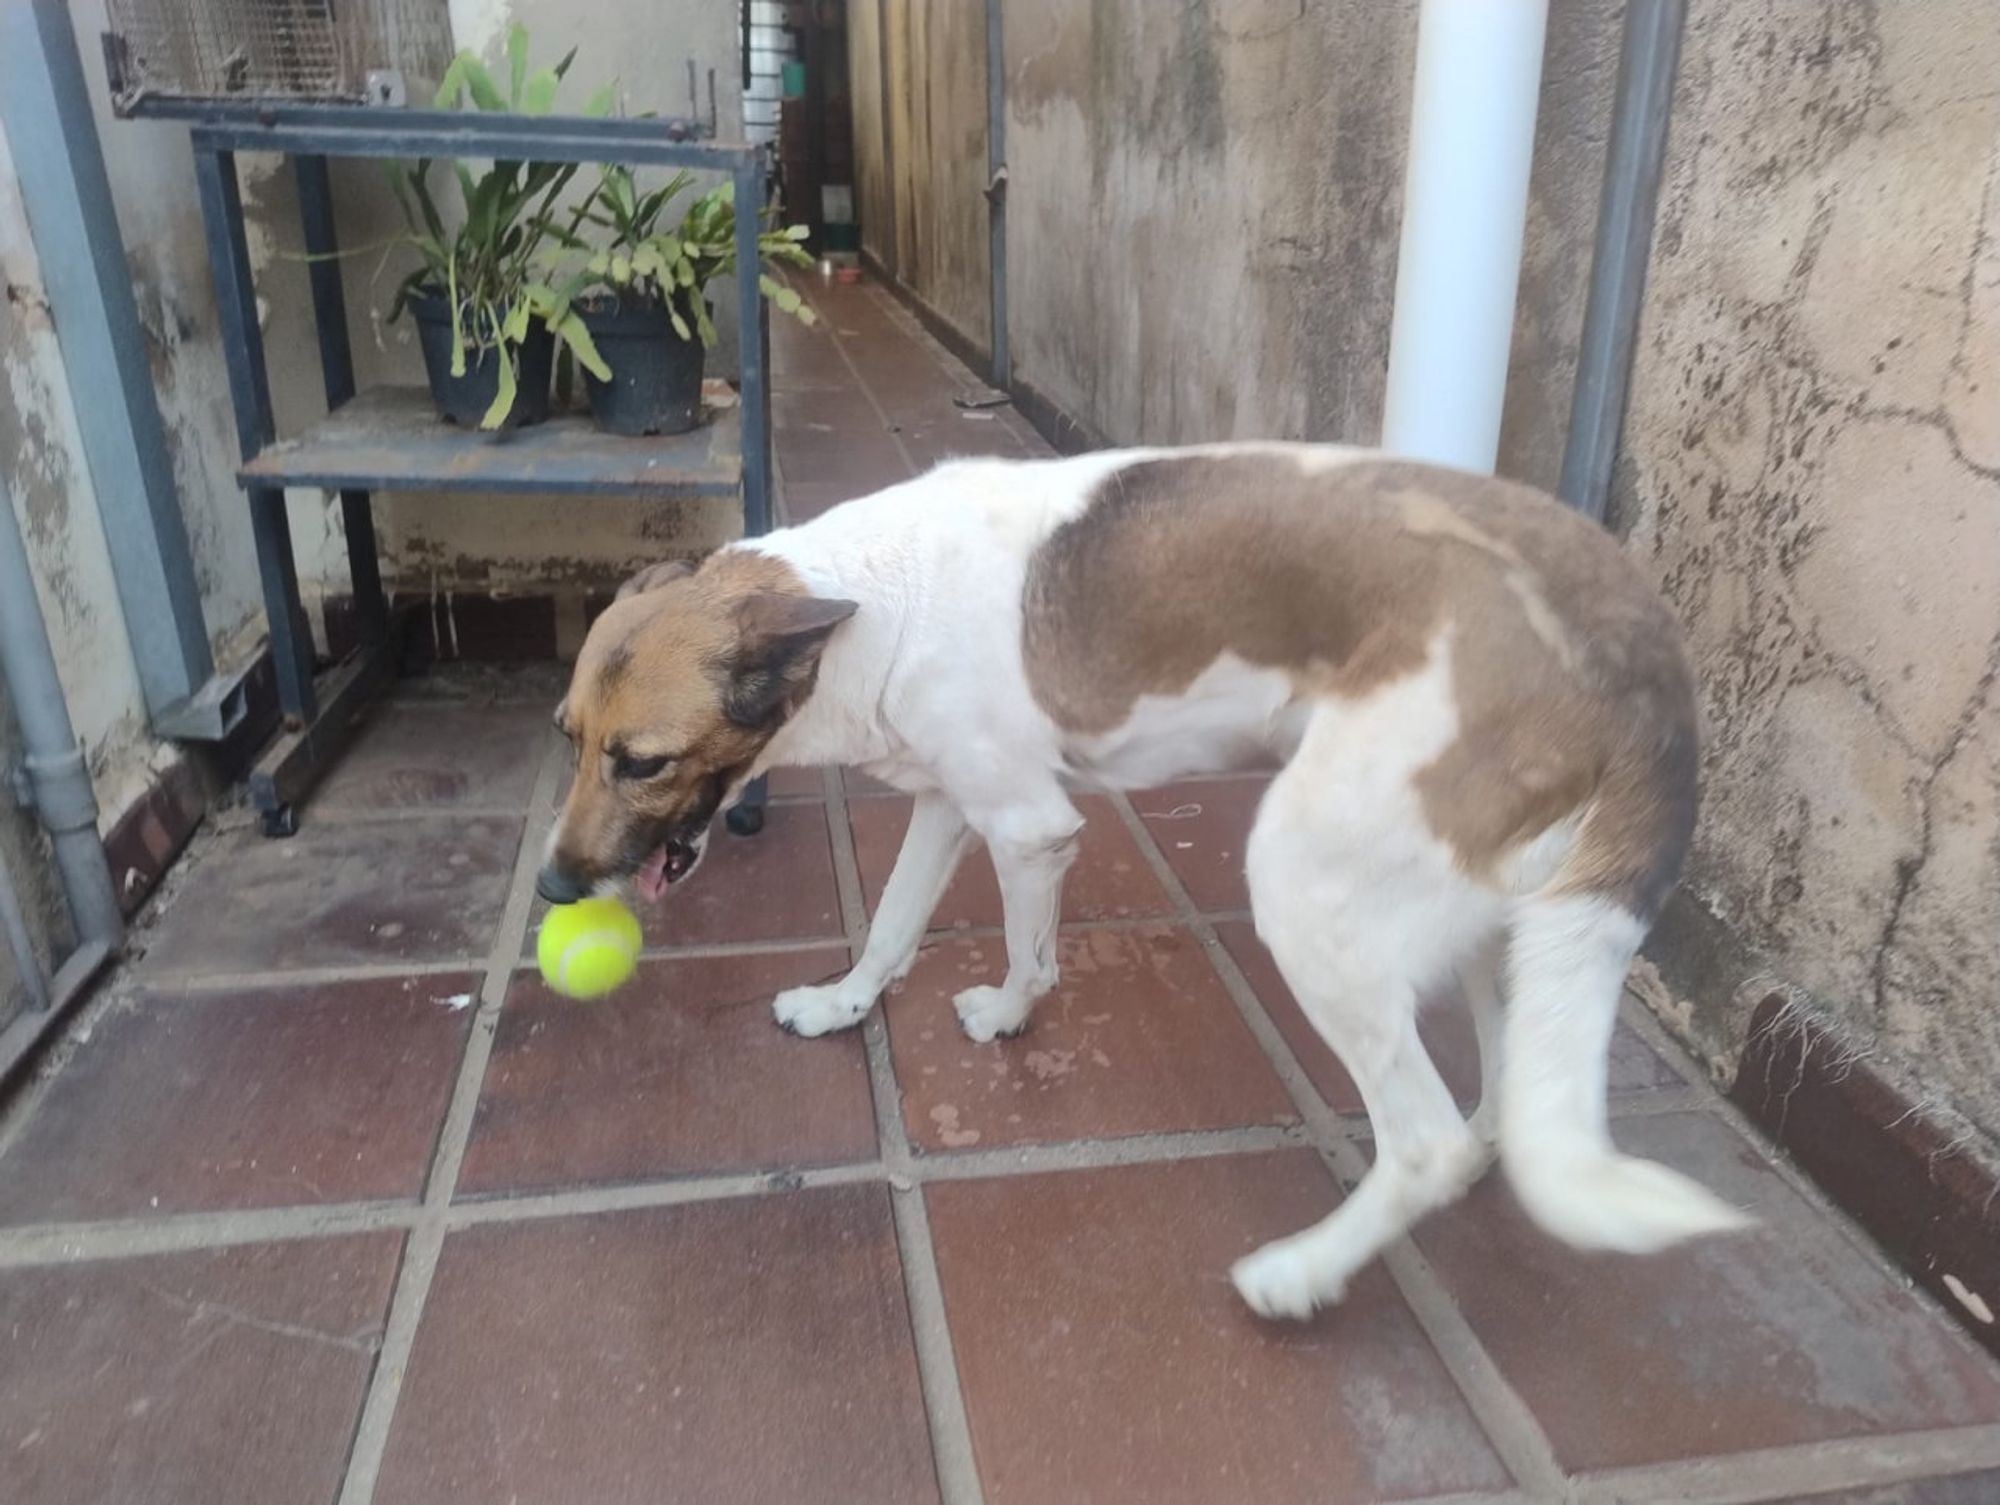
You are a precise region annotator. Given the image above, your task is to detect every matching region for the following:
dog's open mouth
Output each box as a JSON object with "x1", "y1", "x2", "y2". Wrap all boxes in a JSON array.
[{"x1": 636, "y1": 839, "x2": 701, "y2": 903}]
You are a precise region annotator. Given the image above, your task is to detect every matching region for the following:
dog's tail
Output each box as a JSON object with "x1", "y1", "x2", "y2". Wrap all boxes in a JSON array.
[{"x1": 1498, "y1": 889, "x2": 1752, "y2": 1254}]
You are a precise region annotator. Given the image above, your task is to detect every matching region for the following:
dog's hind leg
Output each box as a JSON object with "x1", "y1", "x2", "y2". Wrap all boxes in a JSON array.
[
  {"x1": 1229, "y1": 694, "x2": 1497, "y2": 1321},
  {"x1": 954, "y1": 790, "x2": 1083, "y2": 1042},
  {"x1": 774, "y1": 793, "x2": 972, "y2": 1036}
]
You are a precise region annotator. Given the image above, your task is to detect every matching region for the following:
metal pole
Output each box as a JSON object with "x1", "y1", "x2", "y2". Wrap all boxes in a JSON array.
[
  {"x1": 1381, "y1": 0, "x2": 1550, "y2": 473},
  {"x1": 1558, "y1": 0, "x2": 1688, "y2": 520},
  {"x1": 984, "y1": 0, "x2": 1010, "y2": 389},
  {"x1": 0, "y1": 475, "x2": 123, "y2": 951},
  {"x1": 0, "y1": 0, "x2": 216, "y2": 720},
  {"x1": 296, "y1": 154, "x2": 390, "y2": 647},
  {"x1": 192, "y1": 143, "x2": 319, "y2": 721}
]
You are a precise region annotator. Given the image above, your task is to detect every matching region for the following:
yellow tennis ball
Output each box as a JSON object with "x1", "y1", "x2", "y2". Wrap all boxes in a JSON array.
[{"x1": 536, "y1": 897, "x2": 642, "y2": 999}]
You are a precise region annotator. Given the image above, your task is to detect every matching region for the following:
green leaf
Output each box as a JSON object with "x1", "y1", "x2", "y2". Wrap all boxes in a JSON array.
[
  {"x1": 583, "y1": 82, "x2": 616, "y2": 118},
  {"x1": 610, "y1": 254, "x2": 631, "y2": 283},
  {"x1": 447, "y1": 259, "x2": 466, "y2": 376},
  {"x1": 780, "y1": 224, "x2": 810, "y2": 240},
  {"x1": 668, "y1": 306, "x2": 692, "y2": 342},
  {"x1": 587, "y1": 252, "x2": 610, "y2": 276},
  {"x1": 433, "y1": 54, "x2": 466, "y2": 108},
  {"x1": 460, "y1": 57, "x2": 505, "y2": 111},
  {"x1": 482, "y1": 347, "x2": 518, "y2": 429},
  {"x1": 507, "y1": 25, "x2": 528, "y2": 107},
  {"x1": 759, "y1": 274, "x2": 803, "y2": 314},
  {"x1": 693, "y1": 298, "x2": 717, "y2": 348},
  {"x1": 555, "y1": 313, "x2": 611, "y2": 380},
  {"x1": 521, "y1": 67, "x2": 560, "y2": 116},
  {"x1": 553, "y1": 46, "x2": 578, "y2": 81}
]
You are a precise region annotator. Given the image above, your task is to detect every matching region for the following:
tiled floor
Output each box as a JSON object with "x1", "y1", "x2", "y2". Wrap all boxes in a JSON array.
[{"x1": 3, "y1": 279, "x2": 1998, "y2": 1505}]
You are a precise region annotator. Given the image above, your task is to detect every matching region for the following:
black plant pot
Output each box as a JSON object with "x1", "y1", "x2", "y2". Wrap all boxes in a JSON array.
[
  {"x1": 411, "y1": 292, "x2": 554, "y2": 429},
  {"x1": 577, "y1": 295, "x2": 709, "y2": 437}
]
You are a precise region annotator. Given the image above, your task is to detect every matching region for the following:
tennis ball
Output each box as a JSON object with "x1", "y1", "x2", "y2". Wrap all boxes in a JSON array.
[{"x1": 536, "y1": 897, "x2": 643, "y2": 999}]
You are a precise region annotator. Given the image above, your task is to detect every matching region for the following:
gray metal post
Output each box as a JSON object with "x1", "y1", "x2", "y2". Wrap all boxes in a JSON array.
[
  {"x1": 0, "y1": 0, "x2": 216, "y2": 720},
  {"x1": 984, "y1": 0, "x2": 1010, "y2": 388},
  {"x1": 0, "y1": 475, "x2": 123, "y2": 952},
  {"x1": 296, "y1": 154, "x2": 389, "y2": 648},
  {"x1": 1558, "y1": 0, "x2": 1688, "y2": 521},
  {"x1": 734, "y1": 157, "x2": 774, "y2": 539},
  {"x1": 192, "y1": 144, "x2": 319, "y2": 721}
]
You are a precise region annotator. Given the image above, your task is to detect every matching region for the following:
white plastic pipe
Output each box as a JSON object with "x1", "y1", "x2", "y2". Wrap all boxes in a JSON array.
[{"x1": 1381, "y1": 0, "x2": 1549, "y2": 474}]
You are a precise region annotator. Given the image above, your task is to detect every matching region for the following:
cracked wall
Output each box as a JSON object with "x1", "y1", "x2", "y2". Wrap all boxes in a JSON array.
[{"x1": 1615, "y1": 0, "x2": 2000, "y2": 1146}]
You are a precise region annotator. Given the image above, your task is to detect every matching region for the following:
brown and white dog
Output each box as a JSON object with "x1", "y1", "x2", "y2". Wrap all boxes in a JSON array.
[{"x1": 539, "y1": 444, "x2": 1750, "y2": 1319}]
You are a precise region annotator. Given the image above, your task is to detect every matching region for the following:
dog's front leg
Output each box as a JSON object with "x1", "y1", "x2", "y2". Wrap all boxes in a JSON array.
[
  {"x1": 773, "y1": 793, "x2": 971, "y2": 1036},
  {"x1": 953, "y1": 801, "x2": 1082, "y2": 1042}
]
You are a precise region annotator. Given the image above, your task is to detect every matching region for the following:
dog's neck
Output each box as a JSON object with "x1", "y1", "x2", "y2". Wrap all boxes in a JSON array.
[{"x1": 736, "y1": 530, "x2": 901, "y2": 776}]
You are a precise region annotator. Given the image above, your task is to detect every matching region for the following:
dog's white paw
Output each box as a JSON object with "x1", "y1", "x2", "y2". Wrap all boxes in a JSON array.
[
  {"x1": 953, "y1": 984, "x2": 1032, "y2": 1043},
  {"x1": 773, "y1": 982, "x2": 871, "y2": 1037},
  {"x1": 1231, "y1": 1241, "x2": 1344, "y2": 1322}
]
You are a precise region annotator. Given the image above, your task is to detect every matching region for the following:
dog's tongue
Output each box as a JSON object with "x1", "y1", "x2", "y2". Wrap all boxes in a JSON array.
[{"x1": 637, "y1": 846, "x2": 671, "y2": 903}]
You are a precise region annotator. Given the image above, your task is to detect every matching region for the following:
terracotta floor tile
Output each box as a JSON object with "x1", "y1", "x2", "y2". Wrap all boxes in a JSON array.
[
  {"x1": 310, "y1": 701, "x2": 551, "y2": 812},
  {"x1": 1131, "y1": 778, "x2": 1270, "y2": 912},
  {"x1": 1416, "y1": 1111, "x2": 2000, "y2": 1473},
  {"x1": 887, "y1": 928, "x2": 1296, "y2": 1151},
  {"x1": 0, "y1": 1234, "x2": 401, "y2": 1505},
  {"x1": 848, "y1": 794, "x2": 1171, "y2": 930},
  {"x1": 0, "y1": 975, "x2": 475, "y2": 1223},
  {"x1": 138, "y1": 814, "x2": 521, "y2": 976},
  {"x1": 374, "y1": 1189, "x2": 938, "y2": 1505},
  {"x1": 1217, "y1": 919, "x2": 1680, "y2": 1115},
  {"x1": 459, "y1": 948, "x2": 874, "y2": 1195},
  {"x1": 926, "y1": 1152, "x2": 1510, "y2": 1505}
]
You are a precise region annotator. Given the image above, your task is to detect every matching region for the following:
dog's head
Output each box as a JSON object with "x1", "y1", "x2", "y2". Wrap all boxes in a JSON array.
[{"x1": 536, "y1": 553, "x2": 855, "y2": 905}]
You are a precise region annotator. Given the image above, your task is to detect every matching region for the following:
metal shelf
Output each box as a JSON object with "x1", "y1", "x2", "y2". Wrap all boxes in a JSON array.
[
  {"x1": 242, "y1": 386, "x2": 742, "y2": 498},
  {"x1": 128, "y1": 99, "x2": 778, "y2": 835}
]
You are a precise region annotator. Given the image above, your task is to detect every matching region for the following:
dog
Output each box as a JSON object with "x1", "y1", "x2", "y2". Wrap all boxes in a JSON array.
[{"x1": 537, "y1": 443, "x2": 1751, "y2": 1319}]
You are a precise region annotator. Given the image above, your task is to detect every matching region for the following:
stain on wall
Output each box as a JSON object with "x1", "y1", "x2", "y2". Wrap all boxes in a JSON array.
[
  {"x1": 1615, "y1": 0, "x2": 2000, "y2": 1145},
  {"x1": 1000, "y1": 0, "x2": 1617, "y2": 477}
]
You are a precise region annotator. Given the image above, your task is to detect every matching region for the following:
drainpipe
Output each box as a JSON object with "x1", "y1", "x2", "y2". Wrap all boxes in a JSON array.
[
  {"x1": 1558, "y1": 0, "x2": 1688, "y2": 521},
  {"x1": 0, "y1": 473, "x2": 123, "y2": 955},
  {"x1": 1381, "y1": 0, "x2": 1549, "y2": 474}
]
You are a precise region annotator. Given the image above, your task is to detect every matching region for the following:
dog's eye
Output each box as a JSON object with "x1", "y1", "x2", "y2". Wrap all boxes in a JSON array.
[{"x1": 613, "y1": 751, "x2": 672, "y2": 781}]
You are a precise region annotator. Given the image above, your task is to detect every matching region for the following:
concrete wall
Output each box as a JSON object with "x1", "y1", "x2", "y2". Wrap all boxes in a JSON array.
[
  {"x1": 1614, "y1": 0, "x2": 2000, "y2": 1146},
  {"x1": 997, "y1": 0, "x2": 1617, "y2": 481}
]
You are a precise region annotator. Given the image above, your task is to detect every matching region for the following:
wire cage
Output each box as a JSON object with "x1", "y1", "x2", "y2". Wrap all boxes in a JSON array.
[{"x1": 103, "y1": 0, "x2": 455, "y2": 107}]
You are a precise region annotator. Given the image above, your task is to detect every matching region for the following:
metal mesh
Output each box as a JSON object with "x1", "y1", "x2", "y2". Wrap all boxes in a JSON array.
[{"x1": 104, "y1": 0, "x2": 454, "y2": 103}]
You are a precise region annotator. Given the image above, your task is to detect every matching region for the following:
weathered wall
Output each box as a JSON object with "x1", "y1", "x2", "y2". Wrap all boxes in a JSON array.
[
  {"x1": 853, "y1": 0, "x2": 990, "y2": 351},
  {"x1": 850, "y1": 0, "x2": 891, "y2": 271},
  {"x1": 1615, "y1": 0, "x2": 2000, "y2": 1144},
  {"x1": 999, "y1": 0, "x2": 1618, "y2": 483}
]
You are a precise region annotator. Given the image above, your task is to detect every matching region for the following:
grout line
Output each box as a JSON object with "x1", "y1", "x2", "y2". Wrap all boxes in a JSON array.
[
  {"x1": 1605, "y1": 1085, "x2": 1705, "y2": 1119},
  {"x1": 913, "y1": 1123, "x2": 1308, "y2": 1180},
  {"x1": 129, "y1": 958, "x2": 488, "y2": 993},
  {"x1": 0, "y1": 1201, "x2": 421, "y2": 1269},
  {"x1": 824, "y1": 766, "x2": 986, "y2": 1505},
  {"x1": 304, "y1": 803, "x2": 537, "y2": 825},
  {"x1": 443, "y1": 1161, "x2": 886, "y2": 1227},
  {"x1": 1105, "y1": 790, "x2": 1573, "y2": 1500},
  {"x1": 1569, "y1": 1424, "x2": 2000, "y2": 1504},
  {"x1": 0, "y1": 1127, "x2": 1334, "y2": 1270},
  {"x1": 334, "y1": 728, "x2": 569, "y2": 1505}
]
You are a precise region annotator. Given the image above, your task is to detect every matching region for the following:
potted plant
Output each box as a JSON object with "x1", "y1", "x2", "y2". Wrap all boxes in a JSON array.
[
  {"x1": 568, "y1": 170, "x2": 816, "y2": 436},
  {"x1": 385, "y1": 27, "x2": 611, "y2": 430}
]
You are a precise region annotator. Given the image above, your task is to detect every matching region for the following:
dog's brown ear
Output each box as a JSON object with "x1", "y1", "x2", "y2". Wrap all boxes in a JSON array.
[
  {"x1": 723, "y1": 592, "x2": 858, "y2": 729},
  {"x1": 615, "y1": 558, "x2": 697, "y2": 600}
]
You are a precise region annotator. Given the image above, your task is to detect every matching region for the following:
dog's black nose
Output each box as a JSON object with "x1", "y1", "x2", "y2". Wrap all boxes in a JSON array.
[{"x1": 536, "y1": 865, "x2": 589, "y2": 905}]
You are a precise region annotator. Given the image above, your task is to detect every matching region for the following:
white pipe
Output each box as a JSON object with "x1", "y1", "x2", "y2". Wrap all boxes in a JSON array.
[{"x1": 1381, "y1": 0, "x2": 1549, "y2": 474}]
